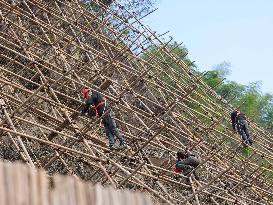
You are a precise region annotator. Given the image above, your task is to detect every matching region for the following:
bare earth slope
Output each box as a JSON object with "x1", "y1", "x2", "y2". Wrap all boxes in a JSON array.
[{"x1": 0, "y1": 0, "x2": 272, "y2": 204}]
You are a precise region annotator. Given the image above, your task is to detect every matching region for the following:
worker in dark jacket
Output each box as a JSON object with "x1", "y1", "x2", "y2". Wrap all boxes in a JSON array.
[
  {"x1": 175, "y1": 150, "x2": 201, "y2": 180},
  {"x1": 231, "y1": 108, "x2": 253, "y2": 146},
  {"x1": 80, "y1": 88, "x2": 127, "y2": 150}
]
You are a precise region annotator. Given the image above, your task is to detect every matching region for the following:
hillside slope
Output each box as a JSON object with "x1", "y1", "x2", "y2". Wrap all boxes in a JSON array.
[{"x1": 0, "y1": 0, "x2": 272, "y2": 204}]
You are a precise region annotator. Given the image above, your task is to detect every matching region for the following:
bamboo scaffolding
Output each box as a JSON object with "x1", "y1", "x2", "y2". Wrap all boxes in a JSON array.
[{"x1": 0, "y1": 0, "x2": 272, "y2": 204}]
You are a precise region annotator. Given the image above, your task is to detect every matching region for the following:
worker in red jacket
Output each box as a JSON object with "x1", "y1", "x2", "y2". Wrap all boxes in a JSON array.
[
  {"x1": 175, "y1": 151, "x2": 201, "y2": 180},
  {"x1": 80, "y1": 88, "x2": 128, "y2": 150}
]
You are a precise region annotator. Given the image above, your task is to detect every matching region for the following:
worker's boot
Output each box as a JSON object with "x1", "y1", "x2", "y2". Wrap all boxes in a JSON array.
[
  {"x1": 193, "y1": 171, "x2": 200, "y2": 181},
  {"x1": 174, "y1": 175, "x2": 180, "y2": 181},
  {"x1": 242, "y1": 140, "x2": 249, "y2": 148},
  {"x1": 109, "y1": 144, "x2": 119, "y2": 150},
  {"x1": 119, "y1": 143, "x2": 129, "y2": 150},
  {"x1": 248, "y1": 138, "x2": 253, "y2": 146},
  {"x1": 184, "y1": 177, "x2": 191, "y2": 185}
]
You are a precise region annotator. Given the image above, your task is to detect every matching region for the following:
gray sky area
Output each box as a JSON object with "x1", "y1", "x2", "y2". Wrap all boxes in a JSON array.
[{"x1": 144, "y1": 0, "x2": 273, "y2": 93}]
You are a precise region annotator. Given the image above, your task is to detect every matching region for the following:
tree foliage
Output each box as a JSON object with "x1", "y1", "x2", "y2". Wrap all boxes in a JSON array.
[
  {"x1": 81, "y1": 0, "x2": 158, "y2": 15},
  {"x1": 115, "y1": 0, "x2": 159, "y2": 15},
  {"x1": 203, "y1": 63, "x2": 273, "y2": 131},
  {"x1": 142, "y1": 42, "x2": 273, "y2": 131}
]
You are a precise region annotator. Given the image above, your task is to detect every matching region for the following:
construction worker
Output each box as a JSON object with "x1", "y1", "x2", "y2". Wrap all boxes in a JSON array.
[
  {"x1": 80, "y1": 87, "x2": 128, "y2": 150},
  {"x1": 175, "y1": 150, "x2": 201, "y2": 180},
  {"x1": 231, "y1": 108, "x2": 253, "y2": 146}
]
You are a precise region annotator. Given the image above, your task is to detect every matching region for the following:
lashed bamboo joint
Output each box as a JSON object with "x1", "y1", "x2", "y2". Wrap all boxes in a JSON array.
[{"x1": 0, "y1": 0, "x2": 272, "y2": 204}]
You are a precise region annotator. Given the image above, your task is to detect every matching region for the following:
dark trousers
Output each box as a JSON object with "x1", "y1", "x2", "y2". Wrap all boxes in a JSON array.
[
  {"x1": 102, "y1": 111, "x2": 125, "y2": 145},
  {"x1": 177, "y1": 156, "x2": 201, "y2": 178},
  {"x1": 237, "y1": 120, "x2": 253, "y2": 145}
]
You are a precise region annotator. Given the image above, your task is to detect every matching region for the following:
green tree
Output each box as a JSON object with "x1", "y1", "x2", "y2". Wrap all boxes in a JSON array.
[
  {"x1": 82, "y1": 0, "x2": 159, "y2": 15},
  {"x1": 141, "y1": 40, "x2": 273, "y2": 131},
  {"x1": 217, "y1": 81, "x2": 245, "y2": 102},
  {"x1": 235, "y1": 82, "x2": 273, "y2": 129},
  {"x1": 202, "y1": 62, "x2": 273, "y2": 131},
  {"x1": 202, "y1": 62, "x2": 231, "y2": 89},
  {"x1": 115, "y1": 0, "x2": 159, "y2": 15},
  {"x1": 141, "y1": 41, "x2": 196, "y2": 89}
]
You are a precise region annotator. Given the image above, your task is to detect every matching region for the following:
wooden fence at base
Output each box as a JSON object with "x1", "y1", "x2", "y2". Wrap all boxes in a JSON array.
[{"x1": 0, "y1": 162, "x2": 153, "y2": 205}]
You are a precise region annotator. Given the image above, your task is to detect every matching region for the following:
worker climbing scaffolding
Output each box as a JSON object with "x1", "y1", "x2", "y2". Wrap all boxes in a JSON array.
[
  {"x1": 80, "y1": 87, "x2": 128, "y2": 150},
  {"x1": 174, "y1": 150, "x2": 201, "y2": 181},
  {"x1": 231, "y1": 108, "x2": 253, "y2": 146}
]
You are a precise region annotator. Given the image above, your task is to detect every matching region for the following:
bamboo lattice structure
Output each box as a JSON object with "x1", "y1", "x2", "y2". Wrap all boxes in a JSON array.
[{"x1": 0, "y1": 0, "x2": 272, "y2": 204}]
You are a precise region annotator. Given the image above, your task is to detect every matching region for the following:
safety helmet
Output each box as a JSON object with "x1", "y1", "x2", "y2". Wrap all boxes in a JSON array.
[{"x1": 81, "y1": 88, "x2": 90, "y2": 99}]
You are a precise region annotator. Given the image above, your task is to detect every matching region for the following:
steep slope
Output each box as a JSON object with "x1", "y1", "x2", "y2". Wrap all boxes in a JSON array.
[{"x1": 0, "y1": 0, "x2": 272, "y2": 204}]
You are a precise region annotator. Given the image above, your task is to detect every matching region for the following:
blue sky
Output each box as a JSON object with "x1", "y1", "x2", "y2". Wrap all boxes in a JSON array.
[{"x1": 144, "y1": 0, "x2": 273, "y2": 93}]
